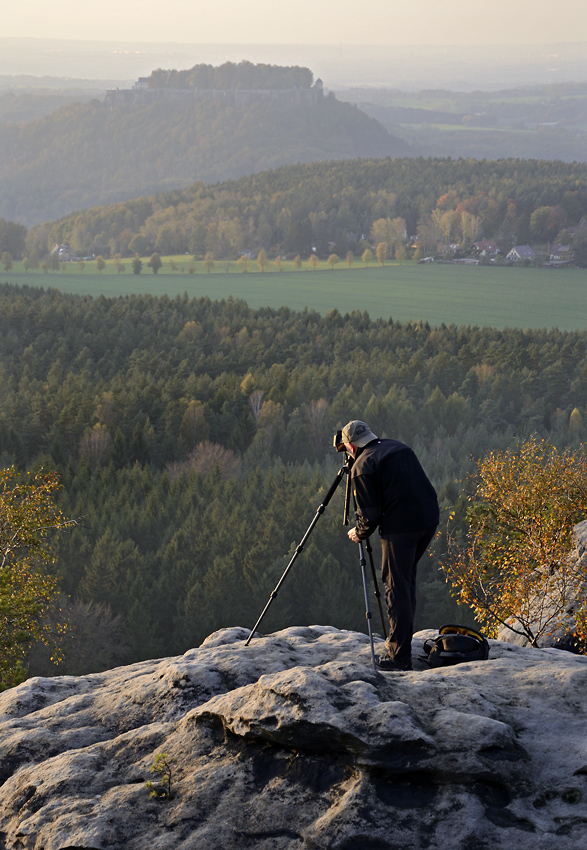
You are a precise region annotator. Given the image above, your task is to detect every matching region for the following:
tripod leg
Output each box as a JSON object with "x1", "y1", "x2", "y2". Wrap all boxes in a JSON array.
[
  {"x1": 364, "y1": 537, "x2": 388, "y2": 639},
  {"x1": 358, "y1": 540, "x2": 378, "y2": 673},
  {"x1": 245, "y1": 462, "x2": 349, "y2": 645}
]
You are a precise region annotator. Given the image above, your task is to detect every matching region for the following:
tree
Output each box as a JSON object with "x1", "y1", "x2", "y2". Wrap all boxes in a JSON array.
[
  {"x1": 132, "y1": 257, "x2": 143, "y2": 275},
  {"x1": 273, "y1": 256, "x2": 282, "y2": 272},
  {"x1": 327, "y1": 253, "x2": 340, "y2": 270},
  {"x1": 22, "y1": 257, "x2": 31, "y2": 273},
  {"x1": 167, "y1": 442, "x2": 240, "y2": 481},
  {"x1": 189, "y1": 222, "x2": 207, "y2": 258},
  {"x1": 180, "y1": 400, "x2": 209, "y2": 450},
  {"x1": 129, "y1": 234, "x2": 148, "y2": 256},
  {"x1": 203, "y1": 252, "x2": 215, "y2": 273},
  {"x1": 0, "y1": 219, "x2": 26, "y2": 259},
  {"x1": 237, "y1": 255, "x2": 250, "y2": 273},
  {"x1": 79, "y1": 424, "x2": 113, "y2": 469},
  {"x1": 441, "y1": 438, "x2": 587, "y2": 646},
  {"x1": 2, "y1": 251, "x2": 13, "y2": 272},
  {"x1": 148, "y1": 253, "x2": 162, "y2": 274},
  {"x1": 346, "y1": 250, "x2": 354, "y2": 268},
  {"x1": 293, "y1": 254, "x2": 302, "y2": 269},
  {"x1": 113, "y1": 253, "x2": 125, "y2": 274},
  {"x1": 569, "y1": 408, "x2": 583, "y2": 436},
  {"x1": 256, "y1": 248, "x2": 268, "y2": 272},
  {"x1": 375, "y1": 243, "x2": 387, "y2": 266},
  {"x1": 530, "y1": 206, "x2": 551, "y2": 241},
  {"x1": 305, "y1": 398, "x2": 330, "y2": 457},
  {"x1": 26, "y1": 594, "x2": 130, "y2": 677},
  {"x1": 308, "y1": 254, "x2": 319, "y2": 270},
  {"x1": 96, "y1": 255, "x2": 106, "y2": 273},
  {"x1": 361, "y1": 248, "x2": 374, "y2": 267},
  {"x1": 248, "y1": 389, "x2": 265, "y2": 423},
  {"x1": 371, "y1": 217, "x2": 406, "y2": 257},
  {"x1": 573, "y1": 233, "x2": 587, "y2": 268},
  {"x1": 395, "y1": 245, "x2": 407, "y2": 263},
  {"x1": 0, "y1": 468, "x2": 77, "y2": 688}
]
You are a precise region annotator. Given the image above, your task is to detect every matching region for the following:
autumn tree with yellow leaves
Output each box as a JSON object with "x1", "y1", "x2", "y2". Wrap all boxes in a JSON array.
[
  {"x1": 442, "y1": 438, "x2": 587, "y2": 647},
  {"x1": 0, "y1": 468, "x2": 77, "y2": 688}
]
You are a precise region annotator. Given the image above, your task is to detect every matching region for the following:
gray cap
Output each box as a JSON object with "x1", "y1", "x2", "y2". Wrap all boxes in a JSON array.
[{"x1": 341, "y1": 420, "x2": 378, "y2": 448}]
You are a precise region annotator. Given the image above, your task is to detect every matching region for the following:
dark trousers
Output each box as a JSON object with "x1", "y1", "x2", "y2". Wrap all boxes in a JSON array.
[{"x1": 380, "y1": 527, "x2": 437, "y2": 667}]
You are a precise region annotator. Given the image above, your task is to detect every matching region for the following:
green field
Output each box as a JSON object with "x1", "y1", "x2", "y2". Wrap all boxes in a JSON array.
[{"x1": 3, "y1": 263, "x2": 587, "y2": 331}]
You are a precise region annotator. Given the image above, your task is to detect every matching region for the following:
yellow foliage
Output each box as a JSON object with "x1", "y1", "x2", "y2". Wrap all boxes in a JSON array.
[
  {"x1": 0, "y1": 468, "x2": 78, "y2": 688},
  {"x1": 441, "y1": 438, "x2": 587, "y2": 646}
]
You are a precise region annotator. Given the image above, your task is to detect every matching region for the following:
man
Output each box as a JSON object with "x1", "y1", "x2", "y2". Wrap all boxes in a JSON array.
[{"x1": 342, "y1": 420, "x2": 439, "y2": 672}]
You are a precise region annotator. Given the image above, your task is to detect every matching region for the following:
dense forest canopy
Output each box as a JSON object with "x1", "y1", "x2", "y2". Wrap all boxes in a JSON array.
[
  {"x1": 26, "y1": 156, "x2": 587, "y2": 261},
  {"x1": 1, "y1": 283, "x2": 587, "y2": 674},
  {"x1": 146, "y1": 61, "x2": 314, "y2": 90}
]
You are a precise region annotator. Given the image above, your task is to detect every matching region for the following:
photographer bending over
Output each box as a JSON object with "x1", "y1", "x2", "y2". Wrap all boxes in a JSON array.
[{"x1": 343, "y1": 420, "x2": 439, "y2": 672}]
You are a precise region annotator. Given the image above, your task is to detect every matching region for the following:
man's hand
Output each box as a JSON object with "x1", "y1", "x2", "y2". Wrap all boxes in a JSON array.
[{"x1": 347, "y1": 526, "x2": 360, "y2": 543}]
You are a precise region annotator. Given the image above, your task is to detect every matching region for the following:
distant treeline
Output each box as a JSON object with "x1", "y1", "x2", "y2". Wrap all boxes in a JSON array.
[
  {"x1": 146, "y1": 61, "x2": 314, "y2": 90},
  {"x1": 26, "y1": 157, "x2": 587, "y2": 262},
  {"x1": 2, "y1": 283, "x2": 587, "y2": 673}
]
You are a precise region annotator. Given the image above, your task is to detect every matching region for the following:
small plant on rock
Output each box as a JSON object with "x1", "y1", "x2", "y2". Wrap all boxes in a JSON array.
[{"x1": 145, "y1": 752, "x2": 175, "y2": 800}]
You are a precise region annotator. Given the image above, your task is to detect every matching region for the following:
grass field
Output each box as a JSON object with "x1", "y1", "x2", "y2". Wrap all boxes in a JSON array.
[{"x1": 3, "y1": 263, "x2": 587, "y2": 331}]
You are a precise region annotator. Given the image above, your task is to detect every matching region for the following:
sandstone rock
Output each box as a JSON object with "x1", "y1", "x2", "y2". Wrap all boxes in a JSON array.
[{"x1": 1, "y1": 625, "x2": 587, "y2": 849}]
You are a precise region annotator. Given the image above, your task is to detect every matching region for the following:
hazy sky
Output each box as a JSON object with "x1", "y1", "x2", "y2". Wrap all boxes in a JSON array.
[{"x1": 6, "y1": 0, "x2": 587, "y2": 45}]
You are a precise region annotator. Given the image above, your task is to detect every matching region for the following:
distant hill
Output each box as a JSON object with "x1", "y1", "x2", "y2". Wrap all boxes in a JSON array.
[{"x1": 0, "y1": 91, "x2": 409, "y2": 226}]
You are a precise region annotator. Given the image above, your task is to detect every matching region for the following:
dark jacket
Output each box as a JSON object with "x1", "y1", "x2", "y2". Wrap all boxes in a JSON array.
[{"x1": 351, "y1": 438, "x2": 439, "y2": 539}]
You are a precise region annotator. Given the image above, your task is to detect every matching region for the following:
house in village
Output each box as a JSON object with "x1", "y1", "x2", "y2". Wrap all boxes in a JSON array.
[
  {"x1": 549, "y1": 244, "x2": 572, "y2": 264},
  {"x1": 506, "y1": 245, "x2": 535, "y2": 262},
  {"x1": 50, "y1": 243, "x2": 75, "y2": 260},
  {"x1": 472, "y1": 240, "x2": 499, "y2": 257}
]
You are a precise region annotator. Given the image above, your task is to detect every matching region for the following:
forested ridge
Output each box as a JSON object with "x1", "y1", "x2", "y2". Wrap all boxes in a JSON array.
[
  {"x1": 1, "y1": 282, "x2": 586, "y2": 674},
  {"x1": 27, "y1": 156, "x2": 587, "y2": 262},
  {"x1": 0, "y1": 95, "x2": 406, "y2": 227}
]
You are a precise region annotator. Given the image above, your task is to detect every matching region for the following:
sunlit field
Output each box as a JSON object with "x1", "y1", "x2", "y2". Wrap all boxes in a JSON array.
[{"x1": 3, "y1": 261, "x2": 587, "y2": 331}]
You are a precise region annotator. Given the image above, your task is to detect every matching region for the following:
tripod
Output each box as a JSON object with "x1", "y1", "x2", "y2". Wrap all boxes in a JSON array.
[{"x1": 245, "y1": 452, "x2": 388, "y2": 671}]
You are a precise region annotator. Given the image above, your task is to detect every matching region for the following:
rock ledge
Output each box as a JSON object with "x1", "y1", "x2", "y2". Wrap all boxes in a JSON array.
[{"x1": 1, "y1": 626, "x2": 587, "y2": 849}]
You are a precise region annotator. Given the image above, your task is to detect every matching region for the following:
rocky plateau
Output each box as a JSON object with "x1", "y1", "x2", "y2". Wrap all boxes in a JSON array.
[{"x1": 1, "y1": 623, "x2": 587, "y2": 849}]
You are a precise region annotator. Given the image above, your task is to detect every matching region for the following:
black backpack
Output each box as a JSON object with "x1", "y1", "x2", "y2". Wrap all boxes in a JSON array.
[{"x1": 423, "y1": 624, "x2": 490, "y2": 667}]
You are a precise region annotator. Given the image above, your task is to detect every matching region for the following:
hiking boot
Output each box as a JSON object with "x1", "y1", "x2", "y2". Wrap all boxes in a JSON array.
[{"x1": 375, "y1": 653, "x2": 413, "y2": 672}]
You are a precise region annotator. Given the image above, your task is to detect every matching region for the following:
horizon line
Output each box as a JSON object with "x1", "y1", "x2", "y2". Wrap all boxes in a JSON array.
[{"x1": 2, "y1": 36, "x2": 587, "y2": 49}]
